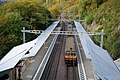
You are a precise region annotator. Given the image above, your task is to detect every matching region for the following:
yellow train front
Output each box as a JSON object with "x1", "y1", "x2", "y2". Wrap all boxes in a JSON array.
[
  {"x1": 64, "y1": 36, "x2": 77, "y2": 65},
  {"x1": 65, "y1": 48, "x2": 77, "y2": 66},
  {"x1": 64, "y1": 23, "x2": 77, "y2": 66}
]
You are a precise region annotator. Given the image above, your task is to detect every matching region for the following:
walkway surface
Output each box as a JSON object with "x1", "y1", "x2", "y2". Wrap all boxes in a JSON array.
[
  {"x1": 22, "y1": 35, "x2": 54, "y2": 80},
  {"x1": 77, "y1": 36, "x2": 94, "y2": 80}
]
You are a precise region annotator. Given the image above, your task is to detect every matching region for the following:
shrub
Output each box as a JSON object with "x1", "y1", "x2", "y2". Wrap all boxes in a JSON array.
[{"x1": 85, "y1": 15, "x2": 93, "y2": 25}]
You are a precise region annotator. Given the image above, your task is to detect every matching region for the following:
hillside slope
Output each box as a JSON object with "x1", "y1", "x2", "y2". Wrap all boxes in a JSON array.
[
  {"x1": 43, "y1": 0, "x2": 120, "y2": 59},
  {"x1": 90, "y1": 0, "x2": 120, "y2": 59}
]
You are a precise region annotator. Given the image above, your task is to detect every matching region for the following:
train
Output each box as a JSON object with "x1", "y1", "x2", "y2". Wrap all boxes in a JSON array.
[{"x1": 64, "y1": 23, "x2": 77, "y2": 66}]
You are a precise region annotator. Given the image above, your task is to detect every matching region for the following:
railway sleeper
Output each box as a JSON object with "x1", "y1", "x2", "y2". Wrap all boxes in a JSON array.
[{"x1": 65, "y1": 60, "x2": 77, "y2": 66}]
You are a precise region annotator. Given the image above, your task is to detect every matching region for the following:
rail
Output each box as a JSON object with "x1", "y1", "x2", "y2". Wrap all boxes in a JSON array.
[
  {"x1": 32, "y1": 27, "x2": 61, "y2": 80},
  {"x1": 74, "y1": 33, "x2": 87, "y2": 80}
]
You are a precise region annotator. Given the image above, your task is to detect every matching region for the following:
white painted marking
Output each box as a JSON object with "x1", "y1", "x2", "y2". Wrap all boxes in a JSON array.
[{"x1": 26, "y1": 75, "x2": 33, "y2": 78}]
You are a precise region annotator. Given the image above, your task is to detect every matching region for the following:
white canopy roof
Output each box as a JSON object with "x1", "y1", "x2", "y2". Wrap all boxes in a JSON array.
[
  {"x1": 74, "y1": 21, "x2": 93, "y2": 59},
  {"x1": 87, "y1": 40, "x2": 120, "y2": 80},
  {"x1": 23, "y1": 21, "x2": 59, "y2": 58},
  {"x1": 115, "y1": 58, "x2": 120, "y2": 70},
  {"x1": 0, "y1": 39, "x2": 37, "y2": 72},
  {"x1": 0, "y1": 21, "x2": 59, "y2": 72},
  {"x1": 74, "y1": 21, "x2": 120, "y2": 80}
]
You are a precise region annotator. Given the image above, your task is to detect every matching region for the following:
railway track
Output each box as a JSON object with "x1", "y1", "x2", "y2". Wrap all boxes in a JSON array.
[
  {"x1": 67, "y1": 65, "x2": 79, "y2": 80},
  {"x1": 40, "y1": 21, "x2": 77, "y2": 80},
  {"x1": 34, "y1": 21, "x2": 80, "y2": 80},
  {"x1": 74, "y1": 28, "x2": 87, "y2": 80},
  {"x1": 40, "y1": 34, "x2": 65, "y2": 80},
  {"x1": 40, "y1": 21, "x2": 66, "y2": 80}
]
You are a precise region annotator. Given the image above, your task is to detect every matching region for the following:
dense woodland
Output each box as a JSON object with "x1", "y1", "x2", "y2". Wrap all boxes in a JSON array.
[
  {"x1": 0, "y1": 0, "x2": 52, "y2": 59},
  {"x1": 0, "y1": 0, "x2": 120, "y2": 60}
]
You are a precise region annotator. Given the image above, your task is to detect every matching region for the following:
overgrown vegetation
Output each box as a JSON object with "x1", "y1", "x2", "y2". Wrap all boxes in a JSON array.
[
  {"x1": 43, "y1": 0, "x2": 120, "y2": 59},
  {"x1": 0, "y1": 0, "x2": 52, "y2": 59},
  {"x1": 0, "y1": 0, "x2": 120, "y2": 60},
  {"x1": 92, "y1": 0, "x2": 120, "y2": 59},
  {"x1": 85, "y1": 15, "x2": 94, "y2": 25}
]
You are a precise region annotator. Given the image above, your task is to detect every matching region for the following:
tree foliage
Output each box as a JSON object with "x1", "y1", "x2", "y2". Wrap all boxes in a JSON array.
[
  {"x1": 0, "y1": 0, "x2": 53, "y2": 59},
  {"x1": 43, "y1": 0, "x2": 120, "y2": 59},
  {"x1": 85, "y1": 15, "x2": 94, "y2": 25},
  {"x1": 0, "y1": 0, "x2": 120, "y2": 60},
  {"x1": 92, "y1": 0, "x2": 120, "y2": 59},
  {"x1": 48, "y1": 4, "x2": 59, "y2": 18}
]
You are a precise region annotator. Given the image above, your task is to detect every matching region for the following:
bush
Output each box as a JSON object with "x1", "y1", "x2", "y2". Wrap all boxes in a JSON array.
[
  {"x1": 79, "y1": 13, "x2": 84, "y2": 20},
  {"x1": 85, "y1": 15, "x2": 93, "y2": 25}
]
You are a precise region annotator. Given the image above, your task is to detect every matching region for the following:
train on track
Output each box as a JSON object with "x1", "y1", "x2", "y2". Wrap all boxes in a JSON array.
[{"x1": 64, "y1": 24, "x2": 77, "y2": 66}]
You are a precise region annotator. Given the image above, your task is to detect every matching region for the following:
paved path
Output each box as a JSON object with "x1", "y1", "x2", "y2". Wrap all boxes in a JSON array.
[
  {"x1": 22, "y1": 35, "x2": 54, "y2": 80},
  {"x1": 79, "y1": 37, "x2": 94, "y2": 80}
]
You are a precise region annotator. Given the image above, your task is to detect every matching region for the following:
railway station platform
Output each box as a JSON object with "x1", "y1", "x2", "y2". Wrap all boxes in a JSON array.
[{"x1": 22, "y1": 35, "x2": 54, "y2": 80}]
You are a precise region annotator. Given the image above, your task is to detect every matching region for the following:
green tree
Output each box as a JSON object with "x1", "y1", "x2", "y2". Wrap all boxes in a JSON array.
[
  {"x1": 0, "y1": 12, "x2": 28, "y2": 58},
  {"x1": 0, "y1": 0, "x2": 53, "y2": 59}
]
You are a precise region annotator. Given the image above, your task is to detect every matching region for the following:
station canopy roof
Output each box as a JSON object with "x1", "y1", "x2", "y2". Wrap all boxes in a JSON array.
[
  {"x1": 0, "y1": 39, "x2": 37, "y2": 72},
  {"x1": 87, "y1": 40, "x2": 120, "y2": 80},
  {"x1": 74, "y1": 21, "x2": 93, "y2": 59},
  {"x1": 23, "y1": 21, "x2": 59, "y2": 58},
  {"x1": 74, "y1": 21, "x2": 120, "y2": 80},
  {"x1": 0, "y1": 21, "x2": 59, "y2": 72}
]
